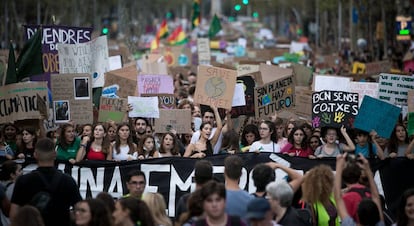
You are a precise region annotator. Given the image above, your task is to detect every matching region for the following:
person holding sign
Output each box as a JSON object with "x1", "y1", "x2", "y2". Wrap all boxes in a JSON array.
[
  {"x1": 311, "y1": 126, "x2": 355, "y2": 158},
  {"x1": 107, "y1": 123, "x2": 138, "y2": 161},
  {"x1": 249, "y1": 120, "x2": 280, "y2": 153},
  {"x1": 184, "y1": 106, "x2": 222, "y2": 158},
  {"x1": 280, "y1": 127, "x2": 313, "y2": 157}
]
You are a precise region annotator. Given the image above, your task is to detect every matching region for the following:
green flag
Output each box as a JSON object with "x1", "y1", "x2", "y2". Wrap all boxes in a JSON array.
[
  {"x1": 16, "y1": 28, "x2": 43, "y2": 82},
  {"x1": 5, "y1": 42, "x2": 17, "y2": 85},
  {"x1": 209, "y1": 14, "x2": 222, "y2": 38}
]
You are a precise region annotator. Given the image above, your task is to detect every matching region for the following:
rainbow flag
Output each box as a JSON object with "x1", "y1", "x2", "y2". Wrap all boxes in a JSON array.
[
  {"x1": 191, "y1": 0, "x2": 201, "y2": 29},
  {"x1": 167, "y1": 26, "x2": 188, "y2": 45}
]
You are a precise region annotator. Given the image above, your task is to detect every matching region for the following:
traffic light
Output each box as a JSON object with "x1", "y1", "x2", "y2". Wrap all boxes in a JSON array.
[
  {"x1": 242, "y1": 0, "x2": 249, "y2": 5},
  {"x1": 234, "y1": 4, "x2": 241, "y2": 11},
  {"x1": 102, "y1": 27, "x2": 109, "y2": 35},
  {"x1": 253, "y1": 12, "x2": 259, "y2": 18}
]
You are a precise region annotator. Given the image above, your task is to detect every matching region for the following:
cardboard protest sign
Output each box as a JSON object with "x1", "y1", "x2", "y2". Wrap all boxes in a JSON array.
[
  {"x1": 137, "y1": 74, "x2": 174, "y2": 96},
  {"x1": 409, "y1": 90, "x2": 414, "y2": 113},
  {"x1": 354, "y1": 96, "x2": 401, "y2": 138},
  {"x1": 229, "y1": 75, "x2": 255, "y2": 117},
  {"x1": 365, "y1": 61, "x2": 391, "y2": 75},
  {"x1": 51, "y1": 73, "x2": 93, "y2": 124},
  {"x1": 295, "y1": 88, "x2": 313, "y2": 120},
  {"x1": 0, "y1": 82, "x2": 48, "y2": 123},
  {"x1": 237, "y1": 64, "x2": 259, "y2": 76},
  {"x1": 311, "y1": 91, "x2": 359, "y2": 128},
  {"x1": 292, "y1": 63, "x2": 313, "y2": 86},
  {"x1": 194, "y1": 65, "x2": 237, "y2": 110},
  {"x1": 127, "y1": 96, "x2": 159, "y2": 118},
  {"x1": 36, "y1": 93, "x2": 48, "y2": 118},
  {"x1": 254, "y1": 76, "x2": 295, "y2": 119},
  {"x1": 313, "y1": 74, "x2": 352, "y2": 92},
  {"x1": 197, "y1": 38, "x2": 211, "y2": 65},
  {"x1": 141, "y1": 93, "x2": 176, "y2": 109},
  {"x1": 24, "y1": 25, "x2": 93, "y2": 85},
  {"x1": 98, "y1": 97, "x2": 127, "y2": 123},
  {"x1": 349, "y1": 82, "x2": 379, "y2": 106},
  {"x1": 58, "y1": 35, "x2": 109, "y2": 88},
  {"x1": 103, "y1": 64, "x2": 138, "y2": 98},
  {"x1": 154, "y1": 109, "x2": 192, "y2": 134},
  {"x1": 259, "y1": 64, "x2": 293, "y2": 85},
  {"x1": 378, "y1": 73, "x2": 414, "y2": 105},
  {"x1": 141, "y1": 53, "x2": 168, "y2": 75}
]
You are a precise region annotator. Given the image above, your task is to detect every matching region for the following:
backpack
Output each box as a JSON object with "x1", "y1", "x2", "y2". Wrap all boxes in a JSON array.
[
  {"x1": 194, "y1": 216, "x2": 241, "y2": 226},
  {"x1": 346, "y1": 186, "x2": 371, "y2": 199},
  {"x1": 29, "y1": 171, "x2": 63, "y2": 216}
]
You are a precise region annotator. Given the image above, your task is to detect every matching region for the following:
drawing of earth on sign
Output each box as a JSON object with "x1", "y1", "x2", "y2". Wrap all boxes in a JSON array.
[{"x1": 205, "y1": 77, "x2": 226, "y2": 98}]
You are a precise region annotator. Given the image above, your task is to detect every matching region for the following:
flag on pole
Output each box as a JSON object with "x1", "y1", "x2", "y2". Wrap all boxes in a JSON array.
[
  {"x1": 157, "y1": 19, "x2": 169, "y2": 39},
  {"x1": 208, "y1": 14, "x2": 222, "y2": 38},
  {"x1": 191, "y1": 0, "x2": 201, "y2": 29},
  {"x1": 6, "y1": 28, "x2": 44, "y2": 85},
  {"x1": 167, "y1": 26, "x2": 188, "y2": 45}
]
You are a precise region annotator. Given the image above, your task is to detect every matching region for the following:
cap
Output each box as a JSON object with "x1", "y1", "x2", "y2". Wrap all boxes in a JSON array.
[{"x1": 246, "y1": 198, "x2": 271, "y2": 220}]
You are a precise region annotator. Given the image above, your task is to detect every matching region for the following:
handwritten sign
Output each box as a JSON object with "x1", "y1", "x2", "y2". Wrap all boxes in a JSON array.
[
  {"x1": 237, "y1": 64, "x2": 259, "y2": 76},
  {"x1": 127, "y1": 96, "x2": 159, "y2": 118},
  {"x1": 349, "y1": 82, "x2": 379, "y2": 106},
  {"x1": 98, "y1": 97, "x2": 127, "y2": 123},
  {"x1": 137, "y1": 74, "x2": 174, "y2": 96},
  {"x1": 25, "y1": 25, "x2": 93, "y2": 84},
  {"x1": 354, "y1": 96, "x2": 401, "y2": 138},
  {"x1": 254, "y1": 76, "x2": 295, "y2": 119},
  {"x1": 58, "y1": 35, "x2": 109, "y2": 88},
  {"x1": 154, "y1": 109, "x2": 192, "y2": 134},
  {"x1": 197, "y1": 38, "x2": 211, "y2": 65},
  {"x1": 311, "y1": 91, "x2": 359, "y2": 128},
  {"x1": 313, "y1": 74, "x2": 352, "y2": 92},
  {"x1": 194, "y1": 65, "x2": 237, "y2": 110},
  {"x1": 365, "y1": 61, "x2": 391, "y2": 75},
  {"x1": 103, "y1": 64, "x2": 138, "y2": 98},
  {"x1": 0, "y1": 82, "x2": 48, "y2": 123},
  {"x1": 378, "y1": 73, "x2": 414, "y2": 105},
  {"x1": 141, "y1": 93, "x2": 176, "y2": 109},
  {"x1": 51, "y1": 73, "x2": 93, "y2": 124}
]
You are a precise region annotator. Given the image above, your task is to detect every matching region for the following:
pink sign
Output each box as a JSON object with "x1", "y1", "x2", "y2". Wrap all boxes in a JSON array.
[{"x1": 137, "y1": 74, "x2": 174, "y2": 96}]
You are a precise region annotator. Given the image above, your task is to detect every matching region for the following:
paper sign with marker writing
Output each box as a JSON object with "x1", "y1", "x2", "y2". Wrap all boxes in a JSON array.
[
  {"x1": 313, "y1": 75, "x2": 352, "y2": 92},
  {"x1": 98, "y1": 97, "x2": 127, "y2": 123},
  {"x1": 128, "y1": 96, "x2": 159, "y2": 118},
  {"x1": 349, "y1": 82, "x2": 379, "y2": 106},
  {"x1": 354, "y1": 96, "x2": 401, "y2": 139},
  {"x1": 137, "y1": 74, "x2": 174, "y2": 96},
  {"x1": 237, "y1": 64, "x2": 259, "y2": 76},
  {"x1": 378, "y1": 73, "x2": 414, "y2": 106}
]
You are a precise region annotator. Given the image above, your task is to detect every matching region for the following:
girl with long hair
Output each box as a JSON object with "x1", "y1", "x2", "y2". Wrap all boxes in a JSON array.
[
  {"x1": 154, "y1": 133, "x2": 181, "y2": 157},
  {"x1": 107, "y1": 123, "x2": 137, "y2": 161},
  {"x1": 76, "y1": 123, "x2": 111, "y2": 162},
  {"x1": 386, "y1": 123, "x2": 409, "y2": 158},
  {"x1": 113, "y1": 197, "x2": 155, "y2": 226},
  {"x1": 281, "y1": 127, "x2": 313, "y2": 157},
  {"x1": 137, "y1": 135, "x2": 156, "y2": 159},
  {"x1": 249, "y1": 120, "x2": 280, "y2": 153},
  {"x1": 142, "y1": 193, "x2": 172, "y2": 226},
  {"x1": 56, "y1": 123, "x2": 81, "y2": 164}
]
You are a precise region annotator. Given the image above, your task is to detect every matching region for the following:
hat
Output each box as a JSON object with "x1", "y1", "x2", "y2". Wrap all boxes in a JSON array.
[{"x1": 246, "y1": 198, "x2": 271, "y2": 220}]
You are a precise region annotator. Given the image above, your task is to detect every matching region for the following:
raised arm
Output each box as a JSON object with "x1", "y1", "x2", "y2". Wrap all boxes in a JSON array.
[
  {"x1": 210, "y1": 106, "x2": 223, "y2": 147},
  {"x1": 122, "y1": 104, "x2": 133, "y2": 123},
  {"x1": 265, "y1": 162, "x2": 303, "y2": 193},
  {"x1": 75, "y1": 136, "x2": 90, "y2": 162},
  {"x1": 334, "y1": 153, "x2": 349, "y2": 220},
  {"x1": 222, "y1": 110, "x2": 233, "y2": 134},
  {"x1": 340, "y1": 126, "x2": 356, "y2": 152}
]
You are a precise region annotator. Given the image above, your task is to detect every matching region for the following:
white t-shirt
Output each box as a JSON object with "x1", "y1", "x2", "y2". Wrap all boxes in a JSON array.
[
  {"x1": 112, "y1": 145, "x2": 137, "y2": 161},
  {"x1": 249, "y1": 141, "x2": 280, "y2": 153}
]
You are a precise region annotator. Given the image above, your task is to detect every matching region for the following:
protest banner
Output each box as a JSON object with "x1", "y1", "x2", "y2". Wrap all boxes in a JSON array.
[
  {"x1": 58, "y1": 35, "x2": 109, "y2": 88},
  {"x1": 51, "y1": 73, "x2": 93, "y2": 124},
  {"x1": 141, "y1": 93, "x2": 176, "y2": 109},
  {"x1": 259, "y1": 63, "x2": 293, "y2": 85},
  {"x1": 292, "y1": 63, "x2": 313, "y2": 87},
  {"x1": 137, "y1": 74, "x2": 174, "y2": 96},
  {"x1": 194, "y1": 65, "x2": 237, "y2": 110},
  {"x1": 349, "y1": 82, "x2": 379, "y2": 106},
  {"x1": 98, "y1": 97, "x2": 127, "y2": 123},
  {"x1": 378, "y1": 73, "x2": 414, "y2": 105},
  {"x1": 128, "y1": 96, "x2": 159, "y2": 118},
  {"x1": 103, "y1": 64, "x2": 138, "y2": 98},
  {"x1": 254, "y1": 75, "x2": 295, "y2": 119},
  {"x1": 154, "y1": 109, "x2": 192, "y2": 134},
  {"x1": 24, "y1": 25, "x2": 93, "y2": 85},
  {"x1": 313, "y1": 74, "x2": 352, "y2": 92},
  {"x1": 0, "y1": 82, "x2": 48, "y2": 123},
  {"x1": 311, "y1": 90, "x2": 359, "y2": 128},
  {"x1": 197, "y1": 38, "x2": 211, "y2": 65},
  {"x1": 354, "y1": 96, "x2": 401, "y2": 138},
  {"x1": 365, "y1": 60, "x2": 391, "y2": 75},
  {"x1": 237, "y1": 64, "x2": 259, "y2": 76}
]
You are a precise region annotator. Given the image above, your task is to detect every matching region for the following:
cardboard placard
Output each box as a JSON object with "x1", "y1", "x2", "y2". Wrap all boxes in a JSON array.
[
  {"x1": 378, "y1": 73, "x2": 414, "y2": 105},
  {"x1": 349, "y1": 82, "x2": 379, "y2": 106},
  {"x1": 292, "y1": 63, "x2": 313, "y2": 87},
  {"x1": 254, "y1": 76, "x2": 295, "y2": 119},
  {"x1": 137, "y1": 74, "x2": 174, "y2": 96},
  {"x1": 36, "y1": 93, "x2": 48, "y2": 118},
  {"x1": 127, "y1": 96, "x2": 159, "y2": 118},
  {"x1": 0, "y1": 82, "x2": 48, "y2": 123},
  {"x1": 365, "y1": 60, "x2": 391, "y2": 75},
  {"x1": 141, "y1": 93, "x2": 176, "y2": 109},
  {"x1": 354, "y1": 96, "x2": 401, "y2": 138},
  {"x1": 103, "y1": 64, "x2": 138, "y2": 98},
  {"x1": 194, "y1": 65, "x2": 237, "y2": 110},
  {"x1": 259, "y1": 63, "x2": 293, "y2": 85},
  {"x1": 58, "y1": 35, "x2": 109, "y2": 88},
  {"x1": 311, "y1": 91, "x2": 359, "y2": 128},
  {"x1": 409, "y1": 90, "x2": 414, "y2": 113},
  {"x1": 98, "y1": 97, "x2": 127, "y2": 123},
  {"x1": 197, "y1": 38, "x2": 211, "y2": 65},
  {"x1": 295, "y1": 89, "x2": 313, "y2": 120},
  {"x1": 141, "y1": 53, "x2": 168, "y2": 74},
  {"x1": 154, "y1": 109, "x2": 192, "y2": 134},
  {"x1": 237, "y1": 64, "x2": 259, "y2": 76},
  {"x1": 51, "y1": 73, "x2": 93, "y2": 124},
  {"x1": 313, "y1": 74, "x2": 352, "y2": 92}
]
